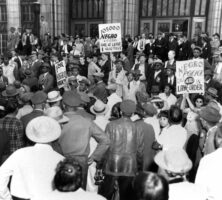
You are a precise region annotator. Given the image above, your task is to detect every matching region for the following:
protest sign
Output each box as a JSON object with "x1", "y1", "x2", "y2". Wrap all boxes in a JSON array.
[
  {"x1": 99, "y1": 23, "x2": 122, "y2": 53},
  {"x1": 176, "y1": 59, "x2": 204, "y2": 94},
  {"x1": 55, "y1": 61, "x2": 67, "y2": 88}
]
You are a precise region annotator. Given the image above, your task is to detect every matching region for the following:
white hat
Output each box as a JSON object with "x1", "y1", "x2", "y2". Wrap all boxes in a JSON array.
[
  {"x1": 47, "y1": 91, "x2": 62, "y2": 103},
  {"x1": 93, "y1": 72, "x2": 104, "y2": 78},
  {"x1": 90, "y1": 99, "x2": 109, "y2": 115},
  {"x1": 154, "y1": 148, "x2": 192, "y2": 174},
  {"x1": 26, "y1": 116, "x2": 61, "y2": 143},
  {"x1": 44, "y1": 106, "x2": 69, "y2": 124}
]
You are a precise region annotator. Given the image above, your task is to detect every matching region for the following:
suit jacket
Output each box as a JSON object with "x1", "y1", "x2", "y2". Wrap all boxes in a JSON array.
[
  {"x1": 22, "y1": 33, "x2": 35, "y2": 46},
  {"x1": 31, "y1": 60, "x2": 42, "y2": 78},
  {"x1": 163, "y1": 75, "x2": 177, "y2": 94},
  {"x1": 168, "y1": 39, "x2": 178, "y2": 53},
  {"x1": 92, "y1": 81, "x2": 108, "y2": 103},
  {"x1": 101, "y1": 60, "x2": 111, "y2": 85},
  {"x1": 21, "y1": 109, "x2": 44, "y2": 129},
  {"x1": 202, "y1": 42, "x2": 212, "y2": 61},
  {"x1": 60, "y1": 44, "x2": 72, "y2": 54},
  {"x1": 178, "y1": 40, "x2": 191, "y2": 61},
  {"x1": 154, "y1": 38, "x2": 168, "y2": 61},
  {"x1": 148, "y1": 69, "x2": 165, "y2": 93},
  {"x1": 38, "y1": 72, "x2": 54, "y2": 93}
]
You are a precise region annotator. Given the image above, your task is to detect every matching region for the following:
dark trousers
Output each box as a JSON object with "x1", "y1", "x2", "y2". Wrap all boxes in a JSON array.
[{"x1": 99, "y1": 175, "x2": 135, "y2": 200}]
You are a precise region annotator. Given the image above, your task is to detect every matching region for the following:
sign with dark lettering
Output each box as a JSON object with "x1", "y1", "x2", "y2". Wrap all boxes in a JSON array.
[
  {"x1": 99, "y1": 23, "x2": 122, "y2": 53},
  {"x1": 55, "y1": 61, "x2": 67, "y2": 89},
  {"x1": 176, "y1": 59, "x2": 204, "y2": 94}
]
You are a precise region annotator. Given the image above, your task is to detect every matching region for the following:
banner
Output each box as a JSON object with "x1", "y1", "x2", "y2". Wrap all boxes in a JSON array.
[
  {"x1": 99, "y1": 23, "x2": 122, "y2": 53},
  {"x1": 55, "y1": 61, "x2": 67, "y2": 88},
  {"x1": 176, "y1": 59, "x2": 204, "y2": 94}
]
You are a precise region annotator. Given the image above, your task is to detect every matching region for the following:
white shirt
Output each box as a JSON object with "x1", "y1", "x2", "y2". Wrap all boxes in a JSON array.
[
  {"x1": 144, "y1": 116, "x2": 160, "y2": 139},
  {"x1": 195, "y1": 148, "x2": 222, "y2": 200},
  {"x1": 32, "y1": 188, "x2": 106, "y2": 200},
  {"x1": 137, "y1": 64, "x2": 146, "y2": 80},
  {"x1": 157, "y1": 124, "x2": 187, "y2": 150},
  {"x1": 0, "y1": 144, "x2": 64, "y2": 200},
  {"x1": 2, "y1": 63, "x2": 16, "y2": 84},
  {"x1": 159, "y1": 93, "x2": 177, "y2": 109},
  {"x1": 105, "y1": 93, "x2": 122, "y2": 120},
  {"x1": 169, "y1": 182, "x2": 207, "y2": 200}
]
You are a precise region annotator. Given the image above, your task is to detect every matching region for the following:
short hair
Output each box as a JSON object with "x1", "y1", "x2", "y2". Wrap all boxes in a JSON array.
[
  {"x1": 193, "y1": 94, "x2": 205, "y2": 105},
  {"x1": 133, "y1": 172, "x2": 169, "y2": 200},
  {"x1": 54, "y1": 158, "x2": 82, "y2": 192},
  {"x1": 169, "y1": 105, "x2": 183, "y2": 124},
  {"x1": 158, "y1": 110, "x2": 169, "y2": 119}
]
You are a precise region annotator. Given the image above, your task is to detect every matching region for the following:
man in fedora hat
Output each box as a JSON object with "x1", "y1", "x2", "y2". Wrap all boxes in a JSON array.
[
  {"x1": 99, "y1": 100, "x2": 143, "y2": 200},
  {"x1": 199, "y1": 105, "x2": 221, "y2": 156},
  {"x1": 90, "y1": 72, "x2": 108, "y2": 103},
  {"x1": 0, "y1": 100, "x2": 25, "y2": 160},
  {"x1": 148, "y1": 59, "x2": 165, "y2": 94},
  {"x1": 2, "y1": 84, "x2": 19, "y2": 99},
  {"x1": 22, "y1": 69, "x2": 39, "y2": 92},
  {"x1": 59, "y1": 91, "x2": 110, "y2": 189},
  {"x1": 155, "y1": 148, "x2": 207, "y2": 200},
  {"x1": 38, "y1": 62, "x2": 54, "y2": 93},
  {"x1": 195, "y1": 123, "x2": 222, "y2": 200},
  {"x1": 21, "y1": 91, "x2": 47, "y2": 129},
  {"x1": 0, "y1": 116, "x2": 64, "y2": 200}
]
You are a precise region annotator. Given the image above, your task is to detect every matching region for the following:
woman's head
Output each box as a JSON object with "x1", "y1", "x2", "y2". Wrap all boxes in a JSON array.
[
  {"x1": 133, "y1": 172, "x2": 169, "y2": 200},
  {"x1": 110, "y1": 102, "x2": 122, "y2": 120},
  {"x1": 54, "y1": 158, "x2": 82, "y2": 192},
  {"x1": 193, "y1": 94, "x2": 204, "y2": 108},
  {"x1": 158, "y1": 110, "x2": 170, "y2": 128}
]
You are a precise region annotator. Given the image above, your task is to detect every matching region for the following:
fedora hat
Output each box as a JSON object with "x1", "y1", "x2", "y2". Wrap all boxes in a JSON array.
[
  {"x1": 47, "y1": 90, "x2": 62, "y2": 103},
  {"x1": 62, "y1": 91, "x2": 82, "y2": 107},
  {"x1": 142, "y1": 103, "x2": 157, "y2": 117},
  {"x1": 20, "y1": 92, "x2": 33, "y2": 103},
  {"x1": 31, "y1": 91, "x2": 47, "y2": 105},
  {"x1": 44, "y1": 106, "x2": 69, "y2": 124},
  {"x1": 2, "y1": 85, "x2": 18, "y2": 97},
  {"x1": 90, "y1": 99, "x2": 109, "y2": 115},
  {"x1": 154, "y1": 148, "x2": 192, "y2": 174},
  {"x1": 24, "y1": 69, "x2": 32, "y2": 76},
  {"x1": 199, "y1": 106, "x2": 221, "y2": 123},
  {"x1": 26, "y1": 116, "x2": 61, "y2": 143},
  {"x1": 206, "y1": 87, "x2": 218, "y2": 98}
]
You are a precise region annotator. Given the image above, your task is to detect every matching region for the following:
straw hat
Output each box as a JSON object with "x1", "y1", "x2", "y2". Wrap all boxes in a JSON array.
[
  {"x1": 90, "y1": 99, "x2": 109, "y2": 115},
  {"x1": 47, "y1": 91, "x2": 62, "y2": 103},
  {"x1": 44, "y1": 106, "x2": 69, "y2": 124},
  {"x1": 26, "y1": 116, "x2": 61, "y2": 143}
]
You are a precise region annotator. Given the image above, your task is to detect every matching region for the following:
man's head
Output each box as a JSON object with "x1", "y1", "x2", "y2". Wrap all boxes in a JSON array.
[
  {"x1": 126, "y1": 71, "x2": 134, "y2": 82},
  {"x1": 153, "y1": 59, "x2": 163, "y2": 71},
  {"x1": 3, "y1": 57, "x2": 9, "y2": 65},
  {"x1": 115, "y1": 60, "x2": 123, "y2": 72},
  {"x1": 40, "y1": 16, "x2": 45, "y2": 21},
  {"x1": 139, "y1": 53, "x2": 146, "y2": 64},
  {"x1": 78, "y1": 79, "x2": 89, "y2": 92},
  {"x1": 54, "y1": 158, "x2": 82, "y2": 192},
  {"x1": 41, "y1": 62, "x2": 50, "y2": 73},
  {"x1": 120, "y1": 100, "x2": 136, "y2": 117},
  {"x1": 193, "y1": 47, "x2": 201, "y2": 58},
  {"x1": 164, "y1": 84, "x2": 173, "y2": 96},
  {"x1": 168, "y1": 50, "x2": 175, "y2": 60},
  {"x1": 141, "y1": 33, "x2": 146, "y2": 39},
  {"x1": 101, "y1": 53, "x2": 109, "y2": 61},
  {"x1": 166, "y1": 67, "x2": 174, "y2": 77},
  {"x1": 31, "y1": 91, "x2": 47, "y2": 110},
  {"x1": 86, "y1": 55, "x2": 93, "y2": 63},
  {"x1": 133, "y1": 172, "x2": 169, "y2": 200}
]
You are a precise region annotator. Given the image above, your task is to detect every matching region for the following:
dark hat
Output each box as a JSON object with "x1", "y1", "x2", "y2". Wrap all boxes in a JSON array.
[
  {"x1": 24, "y1": 69, "x2": 32, "y2": 76},
  {"x1": 204, "y1": 69, "x2": 213, "y2": 76},
  {"x1": 14, "y1": 80, "x2": 21, "y2": 89},
  {"x1": 133, "y1": 69, "x2": 142, "y2": 76},
  {"x1": 31, "y1": 91, "x2": 47, "y2": 104},
  {"x1": 199, "y1": 106, "x2": 221, "y2": 123},
  {"x1": 193, "y1": 46, "x2": 202, "y2": 52},
  {"x1": 2, "y1": 85, "x2": 18, "y2": 97},
  {"x1": 62, "y1": 91, "x2": 82, "y2": 107},
  {"x1": 142, "y1": 103, "x2": 158, "y2": 117},
  {"x1": 20, "y1": 92, "x2": 33, "y2": 103},
  {"x1": 115, "y1": 59, "x2": 124, "y2": 66},
  {"x1": 120, "y1": 100, "x2": 136, "y2": 115},
  {"x1": 206, "y1": 87, "x2": 218, "y2": 98},
  {"x1": 136, "y1": 91, "x2": 150, "y2": 103}
]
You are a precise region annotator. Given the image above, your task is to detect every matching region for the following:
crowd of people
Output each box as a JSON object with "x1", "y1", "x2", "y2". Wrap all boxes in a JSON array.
[{"x1": 0, "y1": 24, "x2": 222, "y2": 200}]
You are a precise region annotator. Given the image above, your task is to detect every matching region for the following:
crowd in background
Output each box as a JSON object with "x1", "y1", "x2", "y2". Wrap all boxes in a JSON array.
[{"x1": 0, "y1": 18, "x2": 222, "y2": 200}]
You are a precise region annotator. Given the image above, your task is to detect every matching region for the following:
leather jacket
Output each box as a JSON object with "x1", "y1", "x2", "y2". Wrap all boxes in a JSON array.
[{"x1": 104, "y1": 117, "x2": 144, "y2": 176}]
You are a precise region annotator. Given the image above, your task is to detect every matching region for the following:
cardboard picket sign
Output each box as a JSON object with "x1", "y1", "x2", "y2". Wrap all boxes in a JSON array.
[
  {"x1": 99, "y1": 23, "x2": 122, "y2": 53},
  {"x1": 55, "y1": 61, "x2": 67, "y2": 89},
  {"x1": 176, "y1": 59, "x2": 205, "y2": 94}
]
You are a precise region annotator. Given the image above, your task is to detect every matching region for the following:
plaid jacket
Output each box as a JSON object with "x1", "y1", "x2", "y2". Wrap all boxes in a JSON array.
[{"x1": 0, "y1": 116, "x2": 25, "y2": 156}]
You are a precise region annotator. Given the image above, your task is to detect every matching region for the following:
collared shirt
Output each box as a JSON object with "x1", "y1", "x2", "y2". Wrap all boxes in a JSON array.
[
  {"x1": 32, "y1": 188, "x2": 106, "y2": 200},
  {"x1": 0, "y1": 116, "x2": 25, "y2": 157},
  {"x1": 157, "y1": 124, "x2": 187, "y2": 150},
  {"x1": 159, "y1": 93, "x2": 177, "y2": 109},
  {"x1": 195, "y1": 148, "x2": 222, "y2": 200},
  {"x1": 169, "y1": 182, "x2": 207, "y2": 200},
  {"x1": 0, "y1": 144, "x2": 64, "y2": 200},
  {"x1": 105, "y1": 93, "x2": 122, "y2": 119}
]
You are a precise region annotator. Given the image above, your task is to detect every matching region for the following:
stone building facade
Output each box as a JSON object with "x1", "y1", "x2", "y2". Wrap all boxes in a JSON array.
[{"x1": 0, "y1": 0, "x2": 222, "y2": 52}]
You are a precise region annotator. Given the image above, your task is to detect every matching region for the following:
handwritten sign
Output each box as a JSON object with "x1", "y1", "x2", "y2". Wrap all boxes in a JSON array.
[
  {"x1": 55, "y1": 61, "x2": 67, "y2": 88},
  {"x1": 99, "y1": 23, "x2": 122, "y2": 53},
  {"x1": 176, "y1": 59, "x2": 204, "y2": 94}
]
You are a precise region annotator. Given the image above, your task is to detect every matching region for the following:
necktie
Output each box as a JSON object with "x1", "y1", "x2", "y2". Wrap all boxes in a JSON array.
[
  {"x1": 26, "y1": 34, "x2": 30, "y2": 45},
  {"x1": 128, "y1": 82, "x2": 130, "y2": 89}
]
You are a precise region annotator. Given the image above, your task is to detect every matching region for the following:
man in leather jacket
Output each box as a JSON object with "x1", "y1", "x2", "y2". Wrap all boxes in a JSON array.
[{"x1": 99, "y1": 100, "x2": 144, "y2": 200}]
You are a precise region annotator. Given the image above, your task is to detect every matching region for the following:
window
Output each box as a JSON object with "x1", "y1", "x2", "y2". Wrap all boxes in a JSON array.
[
  {"x1": 0, "y1": 0, "x2": 7, "y2": 53},
  {"x1": 141, "y1": 0, "x2": 153, "y2": 17},
  {"x1": 195, "y1": 0, "x2": 207, "y2": 16},
  {"x1": 71, "y1": 0, "x2": 104, "y2": 19}
]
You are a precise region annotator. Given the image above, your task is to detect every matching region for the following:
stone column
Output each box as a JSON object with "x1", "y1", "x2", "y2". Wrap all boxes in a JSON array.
[
  {"x1": 6, "y1": 0, "x2": 20, "y2": 30},
  {"x1": 105, "y1": 0, "x2": 139, "y2": 37},
  {"x1": 207, "y1": 0, "x2": 222, "y2": 36}
]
